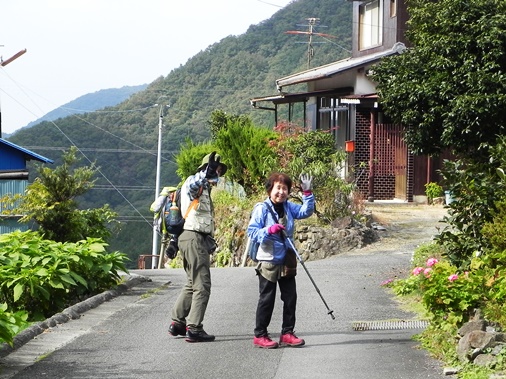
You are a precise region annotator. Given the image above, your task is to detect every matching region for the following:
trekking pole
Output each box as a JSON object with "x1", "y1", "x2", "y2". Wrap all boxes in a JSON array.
[
  {"x1": 158, "y1": 233, "x2": 172, "y2": 269},
  {"x1": 282, "y1": 231, "x2": 335, "y2": 320}
]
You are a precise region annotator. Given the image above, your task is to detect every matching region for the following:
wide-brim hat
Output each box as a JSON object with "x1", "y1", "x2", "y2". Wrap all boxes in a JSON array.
[{"x1": 198, "y1": 152, "x2": 228, "y2": 175}]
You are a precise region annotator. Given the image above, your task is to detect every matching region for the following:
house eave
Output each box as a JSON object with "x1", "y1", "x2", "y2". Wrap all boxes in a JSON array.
[{"x1": 276, "y1": 42, "x2": 406, "y2": 91}]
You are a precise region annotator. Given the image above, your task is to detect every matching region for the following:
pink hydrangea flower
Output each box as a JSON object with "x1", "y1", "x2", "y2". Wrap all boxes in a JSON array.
[
  {"x1": 448, "y1": 274, "x2": 459, "y2": 282},
  {"x1": 424, "y1": 268, "x2": 432, "y2": 277},
  {"x1": 426, "y1": 258, "x2": 439, "y2": 267},
  {"x1": 412, "y1": 267, "x2": 424, "y2": 275},
  {"x1": 380, "y1": 279, "x2": 394, "y2": 286}
]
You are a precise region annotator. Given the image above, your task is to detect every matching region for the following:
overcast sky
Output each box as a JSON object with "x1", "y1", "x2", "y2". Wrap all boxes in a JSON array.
[{"x1": 0, "y1": 0, "x2": 293, "y2": 134}]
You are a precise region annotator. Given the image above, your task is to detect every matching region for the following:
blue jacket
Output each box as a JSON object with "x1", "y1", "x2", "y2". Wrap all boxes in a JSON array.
[{"x1": 247, "y1": 194, "x2": 314, "y2": 265}]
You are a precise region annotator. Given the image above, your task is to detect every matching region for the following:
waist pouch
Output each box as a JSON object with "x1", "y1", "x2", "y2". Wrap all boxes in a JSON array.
[{"x1": 281, "y1": 248, "x2": 297, "y2": 278}]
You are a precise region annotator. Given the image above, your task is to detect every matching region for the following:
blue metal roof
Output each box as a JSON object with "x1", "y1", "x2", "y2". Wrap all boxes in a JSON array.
[{"x1": 0, "y1": 138, "x2": 54, "y2": 164}]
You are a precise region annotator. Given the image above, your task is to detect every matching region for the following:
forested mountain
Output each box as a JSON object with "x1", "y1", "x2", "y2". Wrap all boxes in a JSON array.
[
  {"x1": 23, "y1": 85, "x2": 148, "y2": 130},
  {"x1": 7, "y1": 0, "x2": 352, "y2": 261},
  {"x1": 2, "y1": 85, "x2": 147, "y2": 139}
]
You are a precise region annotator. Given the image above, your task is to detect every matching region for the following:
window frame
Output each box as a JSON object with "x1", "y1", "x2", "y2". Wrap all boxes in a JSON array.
[{"x1": 358, "y1": 0, "x2": 383, "y2": 51}]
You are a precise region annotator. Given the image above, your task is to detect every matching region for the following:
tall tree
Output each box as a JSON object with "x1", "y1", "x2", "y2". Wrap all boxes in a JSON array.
[
  {"x1": 372, "y1": 0, "x2": 506, "y2": 159},
  {"x1": 16, "y1": 147, "x2": 117, "y2": 243}
]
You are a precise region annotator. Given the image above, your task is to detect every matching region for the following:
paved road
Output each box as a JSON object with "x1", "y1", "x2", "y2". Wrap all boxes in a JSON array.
[{"x1": 0, "y1": 238, "x2": 446, "y2": 379}]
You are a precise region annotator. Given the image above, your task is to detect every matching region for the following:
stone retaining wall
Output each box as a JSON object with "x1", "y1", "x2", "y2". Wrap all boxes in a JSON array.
[{"x1": 294, "y1": 223, "x2": 379, "y2": 261}]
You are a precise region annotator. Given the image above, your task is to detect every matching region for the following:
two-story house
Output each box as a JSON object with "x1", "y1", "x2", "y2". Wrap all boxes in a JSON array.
[{"x1": 251, "y1": 0, "x2": 445, "y2": 202}]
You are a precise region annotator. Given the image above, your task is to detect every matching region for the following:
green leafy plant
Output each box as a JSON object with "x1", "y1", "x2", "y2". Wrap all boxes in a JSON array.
[
  {"x1": 436, "y1": 157, "x2": 503, "y2": 269},
  {"x1": 2, "y1": 147, "x2": 118, "y2": 244},
  {"x1": 0, "y1": 304, "x2": 28, "y2": 346},
  {"x1": 214, "y1": 116, "x2": 278, "y2": 194},
  {"x1": 391, "y1": 256, "x2": 482, "y2": 329},
  {"x1": 424, "y1": 182, "x2": 443, "y2": 204},
  {"x1": 0, "y1": 230, "x2": 129, "y2": 320},
  {"x1": 268, "y1": 123, "x2": 357, "y2": 223},
  {"x1": 411, "y1": 241, "x2": 446, "y2": 268}
]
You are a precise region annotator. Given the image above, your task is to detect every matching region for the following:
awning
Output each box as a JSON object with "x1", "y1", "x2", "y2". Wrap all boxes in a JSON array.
[
  {"x1": 340, "y1": 93, "x2": 378, "y2": 104},
  {"x1": 250, "y1": 87, "x2": 354, "y2": 107},
  {"x1": 276, "y1": 42, "x2": 406, "y2": 90}
]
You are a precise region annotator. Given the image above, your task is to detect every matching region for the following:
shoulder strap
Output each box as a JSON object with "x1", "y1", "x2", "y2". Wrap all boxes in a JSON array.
[
  {"x1": 263, "y1": 200, "x2": 279, "y2": 223},
  {"x1": 178, "y1": 187, "x2": 199, "y2": 219},
  {"x1": 264, "y1": 200, "x2": 289, "y2": 242},
  {"x1": 184, "y1": 199, "x2": 198, "y2": 219}
]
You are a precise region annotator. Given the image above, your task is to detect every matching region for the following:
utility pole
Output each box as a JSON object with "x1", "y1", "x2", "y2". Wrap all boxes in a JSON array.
[
  {"x1": 151, "y1": 104, "x2": 164, "y2": 268},
  {"x1": 0, "y1": 48, "x2": 27, "y2": 137},
  {"x1": 285, "y1": 18, "x2": 336, "y2": 69}
]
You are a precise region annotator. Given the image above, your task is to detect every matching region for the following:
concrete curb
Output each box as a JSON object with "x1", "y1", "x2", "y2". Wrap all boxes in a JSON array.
[{"x1": 0, "y1": 273, "x2": 151, "y2": 359}]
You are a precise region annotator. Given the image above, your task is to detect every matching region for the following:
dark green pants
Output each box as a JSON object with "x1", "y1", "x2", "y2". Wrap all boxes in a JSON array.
[{"x1": 171, "y1": 230, "x2": 211, "y2": 331}]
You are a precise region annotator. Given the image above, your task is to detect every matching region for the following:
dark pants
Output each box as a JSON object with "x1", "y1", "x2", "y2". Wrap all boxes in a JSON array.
[
  {"x1": 254, "y1": 274, "x2": 297, "y2": 337},
  {"x1": 171, "y1": 230, "x2": 211, "y2": 331}
]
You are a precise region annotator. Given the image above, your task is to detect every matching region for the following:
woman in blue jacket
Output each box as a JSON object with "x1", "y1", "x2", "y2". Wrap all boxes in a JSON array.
[{"x1": 247, "y1": 172, "x2": 314, "y2": 349}]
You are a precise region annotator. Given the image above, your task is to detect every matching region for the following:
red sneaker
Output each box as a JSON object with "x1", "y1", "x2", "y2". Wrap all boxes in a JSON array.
[
  {"x1": 253, "y1": 335, "x2": 279, "y2": 349},
  {"x1": 279, "y1": 332, "x2": 305, "y2": 347}
]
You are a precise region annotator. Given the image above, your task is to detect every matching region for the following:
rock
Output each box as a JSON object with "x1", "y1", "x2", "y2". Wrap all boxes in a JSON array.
[
  {"x1": 473, "y1": 353, "x2": 496, "y2": 367},
  {"x1": 371, "y1": 222, "x2": 387, "y2": 230},
  {"x1": 457, "y1": 330, "x2": 496, "y2": 362},
  {"x1": 443, "y1": 367, "x2": 459, "y2": 375},
  {"x1": 432, "y1": 197, "x2": 445, "y2": 205},
  {"x1": 458, "y1": 320, "x2": 486, "y2": 337}
]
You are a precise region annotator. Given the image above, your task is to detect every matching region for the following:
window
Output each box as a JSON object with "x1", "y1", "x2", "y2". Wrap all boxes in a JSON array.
[
  {"x1": 359, "y1": 0, "x2": 383, "y2": 50},
  {"x1": 318, "y1": 97, "x2": 348, "y2": 147}
]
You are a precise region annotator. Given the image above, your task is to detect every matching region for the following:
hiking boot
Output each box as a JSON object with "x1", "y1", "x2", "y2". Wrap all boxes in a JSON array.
[
  {"x1": 279, "y1": 332, "x2": 305, "y2": 347},
  {"x1": 185, "y1": 329, "x2": 215, "y2": 343},
  {"x1": 168, "y1": 321, "x2": 186, "y2": 337},
  {"x1": 253, "y1": 335, "x2": 279, "y2": 349}
]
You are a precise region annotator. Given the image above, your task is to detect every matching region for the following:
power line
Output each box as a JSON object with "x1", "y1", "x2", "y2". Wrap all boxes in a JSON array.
[
  {"x1": 91, "y1": 185, "x2": 153, "y2": 191},
  {"x1": 255, "y1": 0, "x2": 285, "y2": 7},
  {"x1": 22, "y1": 146, "x2": 175, "y2": 155}
]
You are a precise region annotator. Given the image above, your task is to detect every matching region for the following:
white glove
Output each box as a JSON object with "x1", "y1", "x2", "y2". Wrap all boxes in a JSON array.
[{"x1": 300, "y1": 174, "x2": 313, "y2": 192}]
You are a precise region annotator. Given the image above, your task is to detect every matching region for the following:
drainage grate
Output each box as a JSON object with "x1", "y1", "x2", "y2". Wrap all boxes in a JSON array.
[{"x1": 352, "y1": 320, "x2": 429, "y2": 331}]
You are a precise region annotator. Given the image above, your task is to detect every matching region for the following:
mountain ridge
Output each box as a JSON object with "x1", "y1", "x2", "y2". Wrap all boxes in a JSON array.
[{"x1": 3, "y1": 84, "x2": 148, "y2": 138}]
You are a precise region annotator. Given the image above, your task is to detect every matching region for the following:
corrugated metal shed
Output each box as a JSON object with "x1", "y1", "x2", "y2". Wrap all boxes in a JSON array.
[
  {"x1": 0, "y1": 138, "x2": 53, "y2": 234},
  {"x1": 0, "y1": 218, "x2": 28, "y2": 234},
  {"x1": 0, "y1": 138, "x2": 53, "y2": 171},
  {"x1": 0, "y1": 180, "x2": 27, "y2": 212}
]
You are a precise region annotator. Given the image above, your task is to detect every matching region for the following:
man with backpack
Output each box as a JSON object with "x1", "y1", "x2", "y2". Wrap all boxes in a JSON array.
[{"x1": 168, "y1": 151, "x2": 227, "y2": 343}]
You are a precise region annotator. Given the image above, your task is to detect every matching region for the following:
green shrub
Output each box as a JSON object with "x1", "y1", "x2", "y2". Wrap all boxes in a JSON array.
[
  {"x1": 268, "y1": 124, "x2": 357, "y2": 223},
  {"x1": 391, "y1": 256, "x2": 482, "y2": 328},
  {"x1": 436, "y1": 158, "x2": 502, "y2": 269},
  {"x1": 411, "y1": 241, "x2": 446, "y2": 268},
  {"x1": 214, "y1": 119, "x2": 278, "y2": 194},
  {"x1": 424, "y1": 182, "x2": 443, "y2": 204},
  {"x1": 175, "y1": 139, "x2": 215, "y2": 182},
  {"x1": 0, "y1": 304, "x2": 28, "y2": 346},
  {"x1": 0, "y1": 230, "x2": 129, "y2": 320},
  {"x1": 482, "y1": 200, "x2": 506, "y2": 254},
  {"x1": 212, "y1": 189, "x2": 257, "y2": 267}
]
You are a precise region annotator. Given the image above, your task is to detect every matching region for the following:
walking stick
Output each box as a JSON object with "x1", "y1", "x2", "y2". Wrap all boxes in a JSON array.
[{"x1": 282, "y1": 231, "x2": 335, "y2": 320}]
